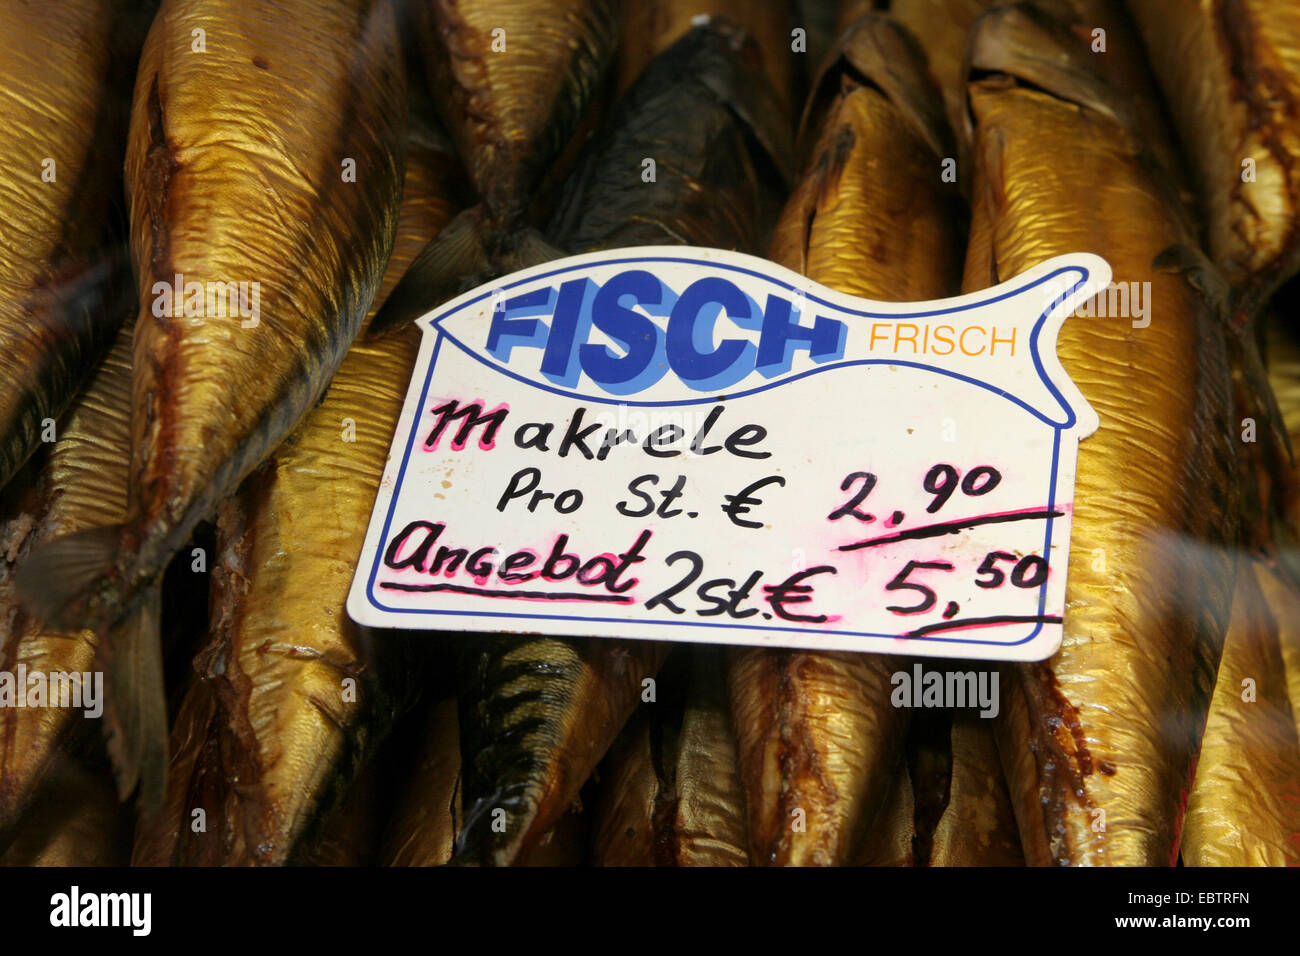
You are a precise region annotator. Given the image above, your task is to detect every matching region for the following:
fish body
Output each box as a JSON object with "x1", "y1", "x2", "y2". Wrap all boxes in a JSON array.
[
  {"x1": 0, "y1": 319, "x2": 135, "y2": 835},
  {"x1": 615, "y1": 2, "x2": 796, "y2": 116},
  {"x1": 1129, "y1": 0, "x2": 1300, "y2": 317},
  {"x1": 591, "y1": 648, "x2": 749, "y2": 866},
  {"x1": 549, "y1": 18, "x2": 793, "y2": 252},
  {"x1": 128, "y1": 122, "x2": 458, "y2": 865},
  {"x1": 19, "y1": 0, "x2": 409, "y2": 807},
  {"x1": 929, "y1": 712, "x2": 1024, "y2": 865},
  {"x1": 0, "y1": 0, "x2": 153, "y2": 492},
  {"x1": 728, "y1": 13, "x2": 959, "y2": 867},
  {"x1": 383, "y1": 697, "x2": 462, "y2": 866},
  {"x1": 369, "y1": 0, "x2": 622, "y2": 331},
  {"x1": 1182, "y1": 560, "x2": 1300, "y2": 866},
  {"x1": 965, "y1": 3, "x2": 1239, "y2": 865}
]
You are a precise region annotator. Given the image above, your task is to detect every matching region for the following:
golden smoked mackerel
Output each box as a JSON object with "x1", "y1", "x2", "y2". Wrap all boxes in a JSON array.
[
  {"x1": 452, "y1": 21, "x2": 792, "y2": 867},
  {"x1": 372, "y1": 0, "x2": 621, "y2": 332},
  {"x1": 0, "y1": 1, "x2": 153, "y2": 493},
  {"x1": 1129, "y1": 1, "x2": 1300, "y2": 317},
  {"x1": 1265, "y1": 323, "x2": 1300, "y2": 730},
  {"x1": 963, "y1": 4, "x2": 1239, "y2": 865},
  {"x1": 1182, "y1": 561, "x2": 1300, "y2": 866},
  {"x1": 0, "y1": 752, "x2": 131, "y2": 867},
  {"x1": 18, "y1": 0, "x2": 408, "y2": 809},
  {"x1": 131, "y1": 123, "x2": 458, "y2": 866},
  {"x1": 929, "y1": 712, "x2": 1024, "y2": 865},
  {"x1": 591, "y1": 648, "x2": 749, "y2": 866},
  {"x1": 728, "y1": 14, "x2": 960, "y2": 867},
  {"x1": 0, "y1": 320, "x2": 134, "y2": 836},
  {"x1": 383, "y1": 696, "x2": 463, "y2": 866}
]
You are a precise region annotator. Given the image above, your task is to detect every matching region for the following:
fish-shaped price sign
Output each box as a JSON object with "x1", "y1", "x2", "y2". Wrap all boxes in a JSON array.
[{"x1": 349, "y1": 248, "x2": 1109, "y2": 661}]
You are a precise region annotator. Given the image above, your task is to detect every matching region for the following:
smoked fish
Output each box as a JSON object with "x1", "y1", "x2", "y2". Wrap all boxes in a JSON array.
[
  {"x1": 728, "y1": 13, "x2": 960, "y2": 867},
  {"x1": 383, "y1": 696, "x2": 462, "y2": 866},
  {"x1": 549, "y1": 18, "x2": 793, "y2": 252},
  {"x1": 451, "y1": 20, "x2": 791, "y2": 867},
  {"x1": 1182, "y1": 560, "x2": 1300, "y2": 866},
  {"x1": 1129, "y1": 1, "x2": 1300, "y2": 319},
  {"x1": 129, "y1": 118, "x2": 459, "y2": 866},
  {"x1": 0, "y1": 750, "x2": 130, "y2": 867},
  {"x1": 0, "y1": 318, "x2": 135, "y2": 837},
  {"x1": 615, "y1": 2, "x2": 796, "y2": 117},
  {"x1": 929, "y1": 711, "x2": 1024, "y2": 865},
  {"x1": 591, "y1": 647, "x2": 749, "y2": 866},
  {"x1": 964, "y1": 3, "x2": 1239, "y2": 865},
  {"x1": 0, "y1": 0, "x2": 154, "y2": 493},
  {"x1": 371, "y1": 0, "x2": 622, "y2": 332},
  {"x1": 18, "y1": 0, "x2": 409, "y2": 811}
]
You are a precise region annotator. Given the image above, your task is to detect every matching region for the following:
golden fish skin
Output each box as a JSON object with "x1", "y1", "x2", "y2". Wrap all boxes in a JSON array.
[
  {"x1": 1130, "y1": 0, "x2": 1300, "y2": 316},
  {"x1": 726, "y1": 14, "x2": 959, "y2": 868},
  {"x1": 852, "y1": 756, "x2": 914, "y2": 866},
  {"x1": 130, "y1": 130, "x2": 458, "y2": 866},
  {"x1": 454, "y1": 637, "x2": 670, "y2": 865},
  {"x1": 383, "y1": 696, "x2": 462, "y2": 866},
  {"x1": 1183, "y1": 560, "x2": 1300, "y2": 866},
  {"x1": 591, "y1": 648, "x2": 749, "y2": 866},
  {"x1": 414, "y1": 0, "x2": 620, "y2": 229},
  {"x1": 1264, "y1": 322, "x2": 1300, "y2": 730},
  {"x1": 0, "y1": 1, "x2": 153, "y2": 493},
  {"x1": 0, "y1": 751, "x2": 130, "y2": 867},
  {"x1": 615, "y1": 1, "x2": 797, "y2": 117},
  {"x1": 0, "y1": 318, "x2": 135, "y2": 835},
  {"x1": 1253, "y1": 561, "x2": 1300, "y2": 756},
  {"x1": 965, "y1": 9, "x2": 1238, "y2": 865},
  {"x1": 18, "y1": 0, "x2": 409, "y2": 807},
  {"x1": 882, "y1": 0, "x2": 996, "y2": 181},
  {"x1": 929, "y1": 712, "x2": 1024, "y2": 866}
]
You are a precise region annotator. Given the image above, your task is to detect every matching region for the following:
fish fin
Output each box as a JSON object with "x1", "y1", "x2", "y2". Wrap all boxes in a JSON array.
[
  {"x1": 500, "y1": 228, "x2": 567, "y2": 273},
  {"x1": 1156, "y1": 244, "x2": 1294, "y2": 467},
  {"x1": 14, "y1": 524, "x2": 126, "y2": 632},
  {"x1": 99, "y1": 580, "x2": 168, "y2": 815},
  {"x1": 367, "y1": 206, "x2": 491, "y2": 338}
]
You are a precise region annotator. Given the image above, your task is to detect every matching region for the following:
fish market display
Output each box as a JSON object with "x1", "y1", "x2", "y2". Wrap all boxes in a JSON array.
[
  {"x1": 17, "y1": 0, "x2": 408, "y2": 811},
  {"x1": 727, "y1": 13, "x2": 960, "y2": 867},
  {"x1": 0, "y1": 1, "x2": 153, "y2": 494},
  {"x1": 450, "y1": 20, "x2": 791, "y2": 867},
  {"x1": 1, "y1": 0, "x2": 1295, "y2": 872},
  {"x1": 964, "y1": 1, "x2": 1239, "y2": 866}
]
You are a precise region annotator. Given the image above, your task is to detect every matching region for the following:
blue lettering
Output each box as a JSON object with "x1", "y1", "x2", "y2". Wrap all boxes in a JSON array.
[
  {"x1": 486, "y1": 287, "x2": 556, "y2": 362},
  {"x1": 578, "y1": 270, "x2": 669, "y2": 394},
  {"x1": 755, "y1": 294, "x2": 847, "y2": 376},
  {"x1": 666, "y1": 277, "x2": 757, "y2": 391}
]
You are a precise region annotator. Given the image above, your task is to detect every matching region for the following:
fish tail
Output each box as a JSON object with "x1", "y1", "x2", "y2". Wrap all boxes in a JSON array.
[
  {"x1": 13, "y1": 524, "x2": 132, "y2": 631},
  {"x1": 366, "y1": 205, "x2": 492, "y2": 337},
  {"x1": 99, "y1": 580, "x2": 168, "y2": 816}
]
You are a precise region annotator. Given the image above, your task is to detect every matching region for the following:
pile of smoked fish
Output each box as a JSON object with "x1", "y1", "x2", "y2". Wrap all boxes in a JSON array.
[{"x1": 1, "y1": 0, "x2": 1298, "y2": 868}]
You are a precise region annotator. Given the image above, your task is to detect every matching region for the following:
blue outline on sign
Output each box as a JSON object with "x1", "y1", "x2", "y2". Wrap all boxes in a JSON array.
[{"x1": 365, "y1": 257, "x2": 1092, "y2": 649}]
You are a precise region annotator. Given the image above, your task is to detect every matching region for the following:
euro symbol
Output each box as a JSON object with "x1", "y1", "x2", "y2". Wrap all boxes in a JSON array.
[
  {"x1": 721, "y1": 475, "x2": 786, "y2": 529},
  {"x1": 764, "y1": 565, "x2": 838, "y2": 623}
]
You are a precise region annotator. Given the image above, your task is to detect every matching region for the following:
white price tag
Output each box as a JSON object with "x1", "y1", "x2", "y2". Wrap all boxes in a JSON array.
[{"x1": 348, "y1": 248, "x2": 1108, "y2": 661}]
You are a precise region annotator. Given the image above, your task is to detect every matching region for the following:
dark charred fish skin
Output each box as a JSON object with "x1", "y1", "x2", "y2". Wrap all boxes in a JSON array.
[
  {"x1": 548, "y1": 18, "x2": 794, "y2": 253},
  {"x1": 0, "y1": 1, "x2": 155, "y2": 493}
]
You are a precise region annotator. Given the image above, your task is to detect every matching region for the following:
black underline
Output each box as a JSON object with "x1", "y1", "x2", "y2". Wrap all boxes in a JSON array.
[
  {"x1": 837, "y1": 509, "x2": 1065, "y2": 552},
  {"x1": 906, "y1": 614, "x2": 1062, "y2": 637},
  {"x1": 379, "y1": 582, "x2": 635, "y2": 603}
]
